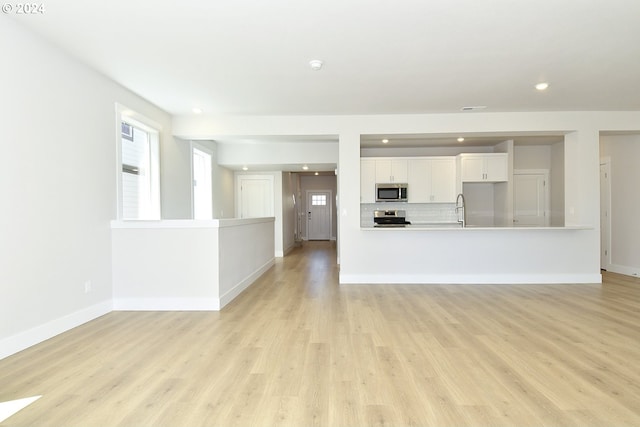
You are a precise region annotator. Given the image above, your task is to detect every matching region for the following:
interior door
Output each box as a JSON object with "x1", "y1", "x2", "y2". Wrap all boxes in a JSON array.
[
  {"x1": 600, "y1": 162, "x2": 611, "y2": 269},
  {"x1": 513, "y1": 173, "x2": 548, "y2": 226},
  {"x1": 307, "y1": 191, "x2": 331, "y2": 240},
  {"x1": 238, "y1": 176, "x2": 274, "y2": 218}
]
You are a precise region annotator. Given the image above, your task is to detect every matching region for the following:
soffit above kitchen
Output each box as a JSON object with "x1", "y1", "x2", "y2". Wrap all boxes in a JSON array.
[
  {"x1": 9, "y1": 0, "x2": 640, "y2": 116},
  {"x1": 360, "y1": 133, "x2": 565, "y2": 148}
]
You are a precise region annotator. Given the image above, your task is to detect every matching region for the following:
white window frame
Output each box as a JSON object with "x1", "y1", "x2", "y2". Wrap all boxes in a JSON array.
[
  {"x1": 115, "y1": 103, "x2": 161, "y2": 220},
  {"x1": 191, "y1": 141, "x2": 214, "y2": 219}
]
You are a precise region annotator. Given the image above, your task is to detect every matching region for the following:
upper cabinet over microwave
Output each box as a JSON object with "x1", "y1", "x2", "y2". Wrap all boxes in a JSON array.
[{"x1": 375, "y1": 159, "x2": 408, "y2": 183}]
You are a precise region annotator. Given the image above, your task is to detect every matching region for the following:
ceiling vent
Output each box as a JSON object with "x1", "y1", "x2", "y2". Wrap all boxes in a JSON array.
[{"x1": 461, "y1": 106, "x2": 487, "y2": 111}]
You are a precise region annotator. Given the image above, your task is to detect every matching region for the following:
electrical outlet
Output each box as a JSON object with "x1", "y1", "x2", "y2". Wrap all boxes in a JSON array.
[{"x1": 84, "y1": 280, "x2": 92, "y2": 293}]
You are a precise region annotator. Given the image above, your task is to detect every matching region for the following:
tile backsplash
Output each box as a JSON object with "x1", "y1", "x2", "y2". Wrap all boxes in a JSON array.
[{"x1": 361, "y1": 203, "x2": 458, "y2": 227}]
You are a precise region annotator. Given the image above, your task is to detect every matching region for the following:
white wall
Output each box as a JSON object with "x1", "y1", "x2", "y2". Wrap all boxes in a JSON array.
[
  {"x1": 513, "y1": 145, "x2": 552, "y2": 169},
  {"x1": 161, "y1": 136, "x2": 192, "y2": 219},
  {"x1": 218, "y1": 141, "x2": 338, "y2": 167},
  {"x1": 0, "y1": 18, "x2": 176, "y2": 358},
  {"x1": 600, "y1": 134, "x2": 640, "y2": 276}
]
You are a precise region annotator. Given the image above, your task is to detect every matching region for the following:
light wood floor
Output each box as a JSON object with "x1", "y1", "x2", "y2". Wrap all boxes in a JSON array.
[{"x1": 2, "y1": 241, "x2": 640, "y2": 426}]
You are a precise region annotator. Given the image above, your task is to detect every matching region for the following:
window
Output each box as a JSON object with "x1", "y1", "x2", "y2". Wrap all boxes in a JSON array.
[
  {"x1": 192, "y1": 146, "x2": 213, "y2": 219},
  {"x1": 117, "y1": 107, "x2": 161, "y2": 220},
  {"x1": 311, "y1": 194, "x2": 327, "y2": 206}
]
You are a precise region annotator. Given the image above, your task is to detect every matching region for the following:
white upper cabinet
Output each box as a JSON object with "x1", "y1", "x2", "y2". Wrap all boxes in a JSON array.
[
  {"x1": 360, "y1": 159, "x2": 376, "y2": 203},
  {"x1": 375, "y1": 159, "x2": 408, "y2": 183},
  {"x1": 429, "y1": 158, "x2": 457, "y2": 202},
  {"x1": 459, "y1": 153, "x2": 508, "y2": 182},
  {"x1": 407, "y1": 157, "x2": 456, "y2": 203}
]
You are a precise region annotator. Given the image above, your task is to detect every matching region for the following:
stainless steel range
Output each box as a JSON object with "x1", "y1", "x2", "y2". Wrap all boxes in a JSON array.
[{"x1": 373, "y1": 210, "x2": 411, "y2": 227}]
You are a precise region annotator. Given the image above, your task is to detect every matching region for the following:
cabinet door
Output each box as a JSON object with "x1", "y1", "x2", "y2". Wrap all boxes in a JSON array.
[
  {"x1": 375, "y1": 159, "x2": 392, "y2": 182},
  {"x1": 391, "y1": 159, "x2": 408, "y2": 183},
  {"x1": 460, "y1": 156, "x2": 485, "y2": 182},
  {"x1": 485, "y1": 155, "x2": 508, "y2": 182},
  {"x1": 430, "y1": 158, "x2": 456, "y2": 202},
  {"x1": 360, "y1": 159, "x2": 377, "y2": 203},
  {"x1": 407, "y1": 159, "x2": 430, "y2": 203}
]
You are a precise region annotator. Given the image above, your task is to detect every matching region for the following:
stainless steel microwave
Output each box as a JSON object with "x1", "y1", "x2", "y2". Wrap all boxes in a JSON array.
[{"x1": 376, "y1": 183, "x2": 408, "y2": 202}]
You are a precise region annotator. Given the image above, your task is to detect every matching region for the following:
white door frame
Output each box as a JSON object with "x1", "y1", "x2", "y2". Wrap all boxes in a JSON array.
[
  {"x1": 513, "y1": 169, "x2": 550, "y2": 227},
  {"x1": 305, "y1": 189, "x2": 332, "y2": 240},
  {"x1": 191, "y1": 142, "x2": 213, "y2": 219},
  {"x1": 600, "y1": 158, "x2": 612, "y2": 270}
]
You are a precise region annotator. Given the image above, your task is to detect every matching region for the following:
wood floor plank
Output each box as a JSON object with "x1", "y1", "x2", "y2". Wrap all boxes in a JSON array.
[{"x1": 2, "y1": 241, "x2": 640, "y2": 426}]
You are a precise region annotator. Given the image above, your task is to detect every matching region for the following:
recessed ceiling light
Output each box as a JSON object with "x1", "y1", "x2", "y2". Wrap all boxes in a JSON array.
[
  {"x1": 242, "y1": 166, "x2": 248, "y2": 171},
  {"x1": 382, "y1": 139, "x2": 389, "y2": 144},
  {"x1": 314, "y1": 172, "x2": 319, "y2": 176},
  {"x1": 192, "y1": 107, "x2": 202, "y2": 114},
  {"x1": 457, "y1": 137, "x2": 465, "y2": 142},
  {"x1": 302, "y1": 165, "x2": 309, "y2": 170},
  {"x1": 461, "y1": 106, "x2": 487, "y2": 111},
  {"x1": 535, "y1": 82, "x2": 549, "y2": 91},
  {"x1": 309, "y1": 60, "x2": 324, "y2": 71}
]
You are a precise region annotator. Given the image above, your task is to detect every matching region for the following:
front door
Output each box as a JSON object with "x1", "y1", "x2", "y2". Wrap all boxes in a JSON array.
[{"x1": 307, "y1": 191, "x2": 332, "y2": 240}]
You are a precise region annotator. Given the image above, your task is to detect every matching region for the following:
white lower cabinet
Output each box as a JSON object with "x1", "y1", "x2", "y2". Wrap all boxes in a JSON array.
[{"x1": 408, "y1": 157, "x2": 456, "y2": 203}]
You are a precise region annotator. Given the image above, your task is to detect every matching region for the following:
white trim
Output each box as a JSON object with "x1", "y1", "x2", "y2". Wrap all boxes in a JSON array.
[
  {"x1": 0, "y1": 300, "x2": 112, "y2": 361},
  {"x1": 110, "y1": 217, "x2": 275, "y2": 229},
  {"x1": 113, "y1": 298, "x2": 219, "y2": 311},
  {"x1": 219, "y1": 259, "x2": 275, "y2": 309},
  {"x1": 606, "y1": 264, "x2": 640, "y2": 279},
  {"x1": 599, "y1": 158, "x2": 612, "y2": 270},
  {"x1": 191, "y1": 141, "x2": 215, "y2": 220},
  {"x1": 339, "y1": 273, "x2": 602, "y2": 285},
  {"x1": 112, "y1": 258, "x2": 276, "y2": 311}
]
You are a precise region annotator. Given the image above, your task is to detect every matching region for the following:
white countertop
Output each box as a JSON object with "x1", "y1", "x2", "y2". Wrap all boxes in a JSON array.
[
  {"x1": 364, "y1": 224, "x2": 592, "y2": 231},
  {"x1": 111, "y1": 217, "x2": 275, "y2": 229}
]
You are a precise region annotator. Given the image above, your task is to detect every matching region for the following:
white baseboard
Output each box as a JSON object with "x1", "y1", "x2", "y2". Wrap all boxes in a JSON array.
[
  {"x1": 113, "y1": 258, "x2": 276, "y2": 312},
  {"x1": 219, "y1": 258, "x2": 275, "y2": 309},
  {"x1": 339, "y1": 273, "x2": 602, "y2": 285},
  {"x1": 0, "y1": 300, "x2": 112, "y2": 361},
  {"x1": 113, "y1": 298, "x2": 219, "y2": 311},
  {"x1": 606, "y1": 264, "x2": 640, "y2": 278}
]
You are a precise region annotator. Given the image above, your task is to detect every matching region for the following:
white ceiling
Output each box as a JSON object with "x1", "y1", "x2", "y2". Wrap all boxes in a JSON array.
[{"x1": 11, "y1": 0, "x2": 640, "y2": 116}]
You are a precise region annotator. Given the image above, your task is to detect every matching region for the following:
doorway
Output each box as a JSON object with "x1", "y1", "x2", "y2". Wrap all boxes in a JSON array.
[
  {"x1": 513, "y1": 170, "x2": 550, "y2": 227},
  {"x1": 192, "y1": 147, "x2": 213, "y2": 219},
  {"x1": 306, "y1": 190, "x2": 332, "y2": 240}
]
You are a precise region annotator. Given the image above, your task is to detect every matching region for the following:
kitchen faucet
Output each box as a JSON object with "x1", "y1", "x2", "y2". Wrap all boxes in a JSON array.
[{"x1": 456, "y1": 193, "x2": 466, "y2": 228}]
